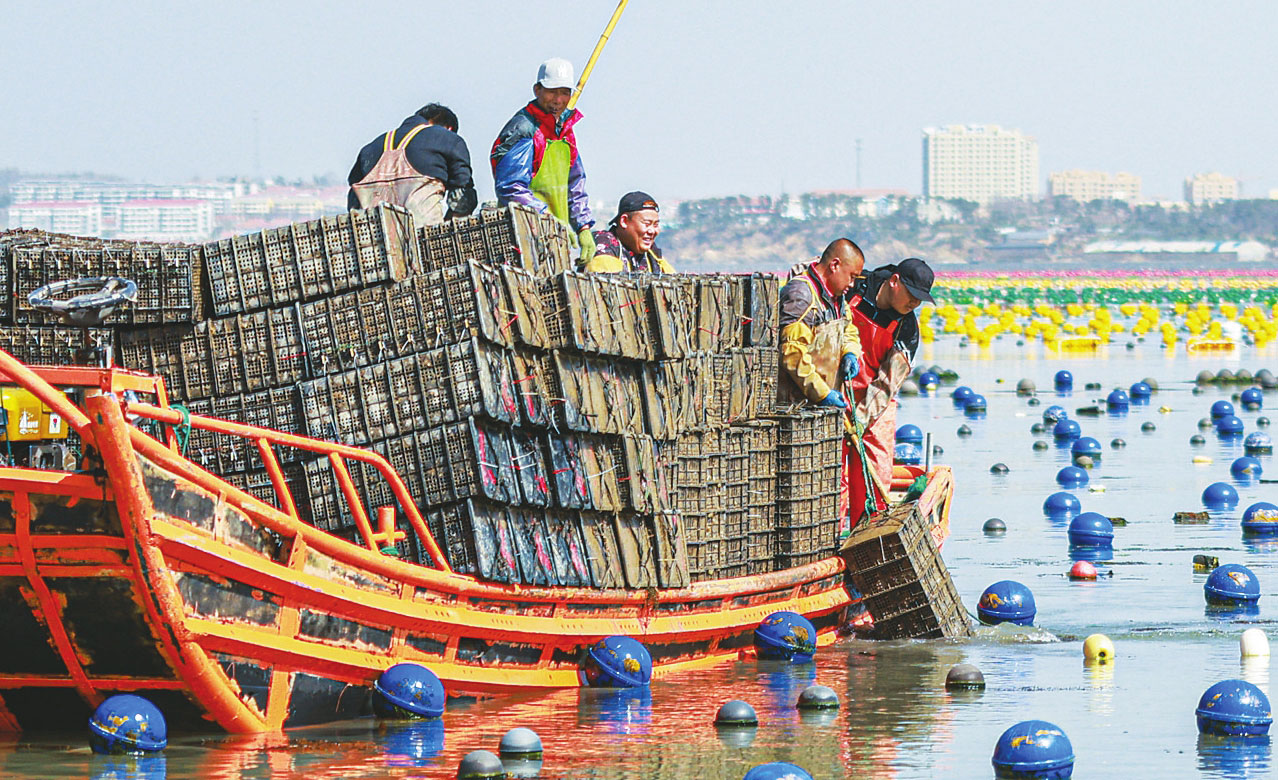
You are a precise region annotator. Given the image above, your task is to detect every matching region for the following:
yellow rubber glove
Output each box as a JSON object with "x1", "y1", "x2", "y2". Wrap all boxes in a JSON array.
[{"x1": 577, "y1": 228, "x2": 597, "y2": 263}]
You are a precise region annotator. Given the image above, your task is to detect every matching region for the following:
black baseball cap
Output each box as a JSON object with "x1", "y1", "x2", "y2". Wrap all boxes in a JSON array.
[
  {"x1": 897, "y1": 257, "x2": 935, "y2": 303},
  {"x1": 609, "y1": 191, "x2": 659, "y2": 225}
]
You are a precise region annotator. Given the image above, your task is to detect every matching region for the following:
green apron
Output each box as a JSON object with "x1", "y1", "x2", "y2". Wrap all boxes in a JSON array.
[{"x1": 530, "y1": 139, "x2": 572, "y2": 227}]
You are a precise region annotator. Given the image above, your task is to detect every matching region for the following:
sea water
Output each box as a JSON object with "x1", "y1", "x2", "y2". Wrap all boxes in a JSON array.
[{"x1": 3, "y1": 337, "x2": 1276, "y2": 779}]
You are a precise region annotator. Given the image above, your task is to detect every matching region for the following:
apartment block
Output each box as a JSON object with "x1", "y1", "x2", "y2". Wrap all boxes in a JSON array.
[
  {"x1": 1047, "y1": 170, "x2": 1141, "y2": 203},
  {"x1": 922, "y1": 125, "x2": 1039, "y2": 204}
]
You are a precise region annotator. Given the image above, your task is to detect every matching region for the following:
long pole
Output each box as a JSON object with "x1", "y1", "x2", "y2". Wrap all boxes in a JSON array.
[{"x1": 566, "y1": 0, "x2": 630, "y2": 111}]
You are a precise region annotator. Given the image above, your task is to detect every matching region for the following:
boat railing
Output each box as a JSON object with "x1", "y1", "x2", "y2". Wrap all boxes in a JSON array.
[{"x1": 0, "y1": 347, "x2": 451, "y2": 572}]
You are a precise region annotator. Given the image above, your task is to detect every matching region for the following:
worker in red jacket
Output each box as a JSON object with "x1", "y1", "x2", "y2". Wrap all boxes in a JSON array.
[{"x1": 842, "y1": 258, "x2": 934, "y2": 526}]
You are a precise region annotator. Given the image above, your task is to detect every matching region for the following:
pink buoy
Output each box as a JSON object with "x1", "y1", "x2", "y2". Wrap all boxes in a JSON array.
[{"x1": 1069, "y1": 560, "x2": 1098, "y2": 580}]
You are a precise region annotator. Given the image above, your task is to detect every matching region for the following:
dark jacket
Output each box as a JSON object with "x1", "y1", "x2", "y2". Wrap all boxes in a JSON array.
[
  {"x1": 849, "y1": 265, "x2": 921, "y2": 360},
  {"x1": 347, "y1": 116, "x2": 477, "y2": 217}
]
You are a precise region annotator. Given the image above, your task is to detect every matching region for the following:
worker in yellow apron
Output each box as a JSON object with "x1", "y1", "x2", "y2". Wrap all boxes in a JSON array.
[{"x1": 490, "y1": 58, "x2": 596, "y2": 260}]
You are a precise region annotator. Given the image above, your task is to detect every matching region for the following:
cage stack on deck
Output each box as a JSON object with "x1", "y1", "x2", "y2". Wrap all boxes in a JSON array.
[
  {"x1": 0, "y1": 207, "x2": 860, "y2": 588},
  {"x1": 841, "y1": 501, "x2": 971, "y2": 639}
]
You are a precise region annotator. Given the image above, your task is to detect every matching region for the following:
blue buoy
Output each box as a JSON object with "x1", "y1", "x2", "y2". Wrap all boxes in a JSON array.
[
  {"x1": 965, "y1": 394, "x2": 988, "y2": 411},
  {"x1": 754, "y1": 611, "x2": 817, "y2": 663},
  {"x1": 88, "y1": 694, "x2": 167, "y2": 755},
  {"x1": 1129, "y1": 381, "x2": 1152, "y2": 399},
  {"x1": 1203, "y1": 482, "x2": 1240, "y2": 509},
  {"x1": 952, "y1": 386, "x2": 974, "y2": 404},
  {"x1": 1106, "y1": 389, "x2": 1129, "y2": 410},
  {"x1": 1054, "y1": 370, "x2": 1073, "y2": 390},
  {"x1": 978, "y1": 580, "x2": 1036, "y2": 626},
  {"x1": 1231, "y1": 456, "x2": 1263, "y2": 479},
  {"x1": 1212, "y1": 400, "x2": 1236, "y2": 420},
  {"x1": 1216, "y1": 415, "x2": 1245, "y2": 436},
  {"x1": 1245, "y1": 432, "x2": 1274, "y2": 455},
  {"x1": 743, "y1": 762, "x2": 815, "y2": 780},
  {"x1": 1241, "y1": 387, "x2": 1264, "y2": 410},
  {"x1": 1042, "y1": 405, "x2": 1068, "y2": 424},
  {"x1": 373, "y1": 663, "x2": 446, "y2": 719},
  {"x1": 1205, "y1": 563, "x2": 1262, "y2": 605},
  {"x1": 1053, "y1": 419, "x2": 1081, "y2": 441},
  {"x1": 992, "y1": 720, "x2": 1075, "y2": 778},
  {"x1": 895, "y1": 424, "x2": 923, "y2": 444},
  {"x1": 582, "y1": 636, "x2": 653, "y2": 688},
  {"x1": 893, "y1": 442, "x2": 922, "y2": 465},
  {"x1": 1068, "y1": 512, "x2": 1114, "y2": 547},
  {"x1": 1043, "y1": 492, "x2": 1081, "y2": 518},
  {"x1": 1070, "y1": 436, "x2": 1101, "y2": 459},
  {"x1": 1196, "y1": 680, "x2": 1273, "y2": 737},
  {"x1": 1056, "y1": 466, "x2": 1088, "y2": 486},
  {"x1": 918, "y1": 371, "x2": 940, "y2": 390},
  {"x1": 1242, "y1": 501, "x2": 1278, "y2": 536}
]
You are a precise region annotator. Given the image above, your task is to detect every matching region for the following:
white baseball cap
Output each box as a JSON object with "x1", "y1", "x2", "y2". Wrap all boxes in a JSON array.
[{"x1": 537, "y1": 58, "x2": 576, "y2": 90}]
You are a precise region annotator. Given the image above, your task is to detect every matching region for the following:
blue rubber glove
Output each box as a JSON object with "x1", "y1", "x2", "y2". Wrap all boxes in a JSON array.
[
  {"x1": 840, "y1": 352, "x2": 861, "y2": 382},
  {"x1": 820, "y1": 390, "x2": 847, "y2": 408}
]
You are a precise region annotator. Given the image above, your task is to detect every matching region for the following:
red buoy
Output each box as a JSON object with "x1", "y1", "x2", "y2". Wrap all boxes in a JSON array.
[{"x1": 1069, "y1": 561, "x2": 1098, "y2": 580}]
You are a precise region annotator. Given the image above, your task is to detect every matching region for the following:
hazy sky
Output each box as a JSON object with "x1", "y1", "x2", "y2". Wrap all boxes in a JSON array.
[{"x1": 4, "y1": 1, "x2": 1276, "y2": 208}]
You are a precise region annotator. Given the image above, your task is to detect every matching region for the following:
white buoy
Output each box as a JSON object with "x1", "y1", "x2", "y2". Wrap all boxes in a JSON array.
[{"x1": 1241, "y1": 628, "x2": 1271, "y2": 658}]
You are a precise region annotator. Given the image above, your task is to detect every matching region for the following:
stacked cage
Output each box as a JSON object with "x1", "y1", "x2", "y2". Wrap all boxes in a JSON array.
[{"x1": 773, "y1": 409, "x2": 843, "y2": 569}]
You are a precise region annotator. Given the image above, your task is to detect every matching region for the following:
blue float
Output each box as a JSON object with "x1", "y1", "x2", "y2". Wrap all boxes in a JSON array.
[
  {"x1": 1043, "y1": 492, "x2": 1081, "y2": 518},
  {"x1": 1242, "y1": 501, "x2": 1278, "y2": 535},
  {"x1": 373, "y1": 663, "x2": 446, "y2": 719},
  {"x1": 1212, "y1": 400, "x2": 1236, "y2": 420},
  {"x1": 1241, "y1": 387, "x2": 1264, "y2": 410},
  {"x1": 1196, "y1": 680, "x2": 1273, "y2": 737},
  {"x1": 88, "y1": 694, "x2": 167, "y2": 755},
  {"x1": 918, "y1": 371, "x2": 940, "y2": 390},
  {"x1": 582, "y1": 636, "x2": 653, "y2": 688},
  {"x1": 1204, "y1": 563, "x2": 1261, "y2": 605},
  {"x1": 978, "y1": 580, "x2": 1036, "y2": 626},
  {"x1": 1216, "y1": 415, "x2": 1245, "y2": 436},
  {"x1": 1129, "y1": 381, "x2": 1152, "y2": 399},
  {"x1": 1068, "y1": 512, "x2": 1114, "y2": 547},
  {"x1": 1203, "y1": 482, "x2": 1240, "y2": 509},
  {"x1": 1053, "y1": 419, "x2": 1081, "y2": 441},
  {"x1": 1231, "y1": 456, "x2": 1263, "y2": 479},
  {"x1": 1056, "y1": 466, "x2": 1088, "y2": 486},
  {"x1": 1245, "y1": 432, "x2": 1274, "y2": 455},
  {"x1": 893, "y1": 442, "x2": 922, "y2": 465},
  {"x1": 951, "y1": 386, "x2": 974, "y2": 404},
  {"x1": 754, "y1": 611, "x2": 816, "y2": 663},
  {"x1": 992, "y1": 720, "x2": 1075, "y2": 779},
  {"x1": 743, "y1": 763, "x2": 815, "y2": 780},
  {"x1": 1106, "y1": 389, "x2": 1129, "y2": 410},
  {"x1": 1070, "y1": 436, "x2": 1101, "y2": 459},
  {"x1": 965, "y1": 394, "x2": 988, "y2": 411},
  {"x1": 1042, "y1": 405, "x2": 1068, "y2": 424},
  {"x1": 1054, "y1": 370, "x2": 1073, "y2": 390},
  {"x1": 895, "y1": 424, "x2": 923, "y2": 444}
]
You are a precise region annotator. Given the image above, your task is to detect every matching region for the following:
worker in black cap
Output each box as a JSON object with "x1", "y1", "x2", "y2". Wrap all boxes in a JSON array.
[
  {"x1": 583, "y1": 190, "x2": 675, "y2": 273},
  {"x1": 842, "y1": 257, "x2": 935, "y2": 527}
]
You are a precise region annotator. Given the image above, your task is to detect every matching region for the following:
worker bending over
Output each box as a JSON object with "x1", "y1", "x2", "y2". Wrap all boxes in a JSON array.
[
  {"x1": 491, "y1": 58, "x2": 596, "y2": 260},
  {"x1": 776, "y1": 239, "x2": 864, "y2": 407},
  {"x1": 843, "y1": 257, "x2": 934, "y2": 526},
  {"x1": 585, "y1": 191, "x2": 674, "y2": 273},
  {"x1": 348, "y1": 103, "x2": 477, "y2": 226}
]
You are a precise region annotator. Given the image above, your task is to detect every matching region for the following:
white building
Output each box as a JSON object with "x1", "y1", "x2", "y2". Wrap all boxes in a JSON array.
[
  {"x1": 922, "y1": 125, "x2": 1039, "y2": 204},
  {"x1": 116, "y1": 199, "x2": 215, "y2": 242},
  {"x1": 7, "y1": 201, "x2": 103, "y2": 236},
  {"x1": 1184, "y1": 172, "x2": 1239, "y2": 204},
  {"x1": 1048, "y1": 170, "x2": 1142, "y2": 203}
]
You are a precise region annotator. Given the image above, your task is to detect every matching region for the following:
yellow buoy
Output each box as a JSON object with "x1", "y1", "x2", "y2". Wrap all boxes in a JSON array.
[
  {"x1": 1083, "y1": 633, "x2": 1115, "y2": 664},
  {"x1": 1193, "y1": 456, "x2": 1213, "y2": 464}
]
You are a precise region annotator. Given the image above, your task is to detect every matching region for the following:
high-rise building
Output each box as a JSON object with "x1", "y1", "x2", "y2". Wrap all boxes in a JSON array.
[
  {"x1": 1184, "y1": 172, "x2": 1238, "y2": 204},
  {"x1": 1047, "y1": 170, "x2": 1141, "y2": 203},
  {"x1": 922, "y1": 125, "x2": 1039, "y2": 204}
]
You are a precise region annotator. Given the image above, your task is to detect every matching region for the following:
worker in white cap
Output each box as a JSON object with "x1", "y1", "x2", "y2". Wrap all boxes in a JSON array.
[{"x1": 491, "y1": 58, "x2": 596, "y2": 260}]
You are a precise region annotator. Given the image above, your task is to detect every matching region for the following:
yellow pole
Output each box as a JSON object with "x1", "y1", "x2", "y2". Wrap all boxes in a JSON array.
[{"x1": 566, "y1": 0, "x2": 630, "y2": 110}]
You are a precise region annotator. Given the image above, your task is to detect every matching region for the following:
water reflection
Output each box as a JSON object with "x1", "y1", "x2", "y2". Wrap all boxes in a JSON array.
[
  {"x1": 89, "y1": 754, "x2": 166, "y2": 780},
  {"x1": 1196, "y1": 733, "x2": 1272, "y2": 778},
  {"x1": 379, "y1": 718, "x2": 445, "y2": 766},
  {"x1": 1241, "y1": 656, "x2": 1271, "y2": 698},
  {"x1": 578, "y1": 687, "x2": 653, "y2": 736},
  {"x1": 1083, "y1": 662, "x2": 1115, "y2": 717}
]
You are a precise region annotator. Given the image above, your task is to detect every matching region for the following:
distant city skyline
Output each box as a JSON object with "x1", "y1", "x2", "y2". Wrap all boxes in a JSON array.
[{"x1": 3, "y1": 2, "x2": 1275, "y2": 209}]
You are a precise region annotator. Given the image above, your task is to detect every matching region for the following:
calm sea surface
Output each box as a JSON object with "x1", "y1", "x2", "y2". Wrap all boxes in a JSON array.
[{"x1": 5, "y1": 336, "x2": 1278, "y2": 779}]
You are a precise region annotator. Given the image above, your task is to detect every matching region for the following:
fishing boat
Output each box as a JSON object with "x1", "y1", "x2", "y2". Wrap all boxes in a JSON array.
[{"x1": 0, "y1": 349, "x2": 952, "y2": 733}]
